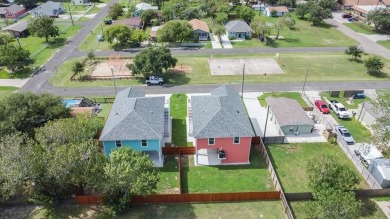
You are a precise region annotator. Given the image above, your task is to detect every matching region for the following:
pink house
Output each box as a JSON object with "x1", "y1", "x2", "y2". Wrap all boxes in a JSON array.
[
  {"x1": 189, "y1": 85, "x2": 255, "y2": 165},
  {"x1": 0, "y1": 5, "x2": 26, "y2": 19}
]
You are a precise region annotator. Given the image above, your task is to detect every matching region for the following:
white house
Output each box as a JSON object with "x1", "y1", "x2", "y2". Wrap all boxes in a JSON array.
[
  {"x1": 71, "y1": 0, "x2": 90, "y2": 6},
  {"x1": 369, "y1": 158, "x2": 390, "y2": 188},
  {"x1": 356, "y1": 101, "x2": 386, "y2": 129},
  {"x1": 133, "y1": 2, "x2": 158, "y2": 17},
  {"x1": 264, "y1": 6, "x2": 289, "y2": 17}
]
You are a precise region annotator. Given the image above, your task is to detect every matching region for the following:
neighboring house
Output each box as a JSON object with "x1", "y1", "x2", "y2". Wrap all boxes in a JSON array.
[
  {"x1": 351, "y1": 5, "x2": 386, "y2": 19},
  {"x1": 252, "y1": 4, "x2": 268, "y2": 12},
  {"x1": 339, "y1": 0, "x2": 390, "y2": 9},
  {"x1": 225, "y1": 20, "x2": 253, "y2": 39},
  {"x1": 2, "y1": 20, "x2": 28, "y2": 37},
  {"x1": 113, "y1": 17, "x2": 142, "y2": 29},
  {"x1": 99, "y1": 87, "x2": 171, "y2": 167},
  {"x1": 133, "y1": 2, "x2": 158, "y2": 17},
  {"x1": 264, "y1": 6, "x2": 289, "y2": 17},
  {"x1": 71, "y1": 0, "x2": 90, "y2": 6},
  {"x1": 189, "y1": 85, "x2": 255, "y2": 165},
  {"x1": 149, "y1": 25, "x2": 163, "y2": 42},
  {"x1": 359, "y1": 144, "x2": 383, "y2": 165},
  {"x1": 369, "y1": 158, "x2": 390, "y2": 188},
  {"x1": 0, "y1": 4, "x2": 25, "y2": 19},
  {"x1": 188, "y1": 19, "x2": 209, "y2": 41},
  {"x1": 265, "y1": 97, "x2": 314, "y2": 136},
  {"x1": 29, "y1": 1, "x2": 64, "y2": 17},
  {"x1": 356, "y1": 101, "x2": 386, "y2": 129}
]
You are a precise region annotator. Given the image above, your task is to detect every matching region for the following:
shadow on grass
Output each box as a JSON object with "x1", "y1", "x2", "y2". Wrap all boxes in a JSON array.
[
  {"x1": 314, "y1": 22, "x2": 333, "y2": 29},
  {"x1": 181, "y1": 155, "x2": 190, "y2": 194},
  {"x1": 47, "y1": 37, "x2": 67, "y2": 49},
  {"x1": 368, "y1": 71, "x2": 388, "y2": 78},
  {"x1": 9, "y1": 67, "x2": 32, "y2": 79},
  {"x1": 347, "y1": 58, "x2": 363, "y2": 64},
  {"x1": 360, "y1": 198, "x2": 379, "y2": 217},
  {"x1": 165, "y1": 71, "x2": 191, "y2": 85},
  {"x1": 161, "y1": 155, "x2": 179, "y2": 172}
]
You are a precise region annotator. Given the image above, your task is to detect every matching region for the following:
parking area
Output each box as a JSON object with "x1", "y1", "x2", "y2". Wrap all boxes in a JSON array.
[{"x1": 209, "y1": 58, "x2": 284, "y2": 76}]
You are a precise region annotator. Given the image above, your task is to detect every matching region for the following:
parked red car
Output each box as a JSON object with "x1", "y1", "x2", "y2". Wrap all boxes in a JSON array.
[
  {"x1": 315, "y1": 100, "x2": 330, "y2": 114},
  {"x1": 342, "y1": 14, "x2": 352, "y2": 18}
]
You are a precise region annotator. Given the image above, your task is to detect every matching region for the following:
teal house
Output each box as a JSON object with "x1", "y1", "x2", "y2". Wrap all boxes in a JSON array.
[{"x1": 99, "y1": 87, "x2": 170, "y2": 167}]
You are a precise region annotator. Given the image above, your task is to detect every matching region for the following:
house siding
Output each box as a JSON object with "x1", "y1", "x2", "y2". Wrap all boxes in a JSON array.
[
  {"x1": 281, "y1": 124, "x2": 313, "y2": 135},
  {"x1": 196, "y1": 137, "x2": 252, "y2": 164},
  {"x1": 4, "y1": 9, "x2": 26, "y2": 18},
  {"x1": 103, "y1": 139, "x2": 161, "y2": 155},
  {"x1": 227, "y1": 31, "x2": 252, "y2": 39},
  {"x1": 356, "y1": 106, "x2": 376, "y2": 128},
  {"x1": 193, "y1": 29, "x2": 209, "y2": 41}
]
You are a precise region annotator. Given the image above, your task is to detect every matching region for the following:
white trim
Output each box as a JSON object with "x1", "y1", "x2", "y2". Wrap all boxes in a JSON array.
[
  {"x1": 233, "y1": 137, "x2": 240, "y2": 144},
  {"x1": 208, "y1": 138, "x2": 215, "y2": 145}
]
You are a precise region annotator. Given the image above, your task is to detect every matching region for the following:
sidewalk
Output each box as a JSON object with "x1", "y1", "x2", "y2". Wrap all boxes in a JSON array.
[
  {"x1": 0, "y1": 79, "x2": 29, "y2": 88},
  {"x1": 220, "y1": 34, "x2": 233, "y2": 49}
]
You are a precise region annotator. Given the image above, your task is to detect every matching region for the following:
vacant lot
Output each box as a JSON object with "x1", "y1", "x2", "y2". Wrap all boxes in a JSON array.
[
  {"x1": 182, "y1": 148, "x2": 274, "y2": 193},
  {"x1": 344, "y1": 22, "x2": 377, "y2": 35},
  {"x1": 51, "y1": 53, "x2": 390, "y2": 88},
  {"x1": 267, "y1": 143, "x2": 369, "y2": 192},
  {"x1": 258, "y1": 92, "x2": 307, "y2": 107}
]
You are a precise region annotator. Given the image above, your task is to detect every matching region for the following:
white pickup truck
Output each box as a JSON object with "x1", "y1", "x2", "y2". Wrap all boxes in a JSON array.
[
  {"x1": 328, "y1": 100, "x2": 351, "y2": 119},
  {"x1": 146, "y1": 76, "x2": 163, "y2": 86}
]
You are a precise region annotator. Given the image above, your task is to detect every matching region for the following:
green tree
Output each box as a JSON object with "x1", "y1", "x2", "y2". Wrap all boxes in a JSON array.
[
  {"x1": 0, "y1": 93, "x2": 71, "y2": 138},
  {"x1": 0, "y1": 44, "x2": 31, "y2": 71},
  {"x1": 104, "y1": 24, "x2": 132, "y2": 46},
  {"x1": 28, "y1": 16, "x2": 59, "y2": 42},
  {"x1": 307, "y1": 3, "x2": 332, "y2": 25},
  {"x1": 295, "y1": 3, "x2": 309, "y2": 19},
  {"x1": 213, "y1": 24, "x2": 226, "y2": 42},
  {"x1": 87, "y1": 51, "x2": 95, "y2": 60},
  {"x1": 364, "y1": 56, "x2": 384, "y2": 74},
  {"x1": 131, "y1": 29, "x2": 148, "y2": 44},
  {"x1": 318, "y1": 0, "x2": 337, "y2": 10},
  {"x1": 215, "y1": 12, "x2": 228, "y2": 25},
  {"x1": 274, "y1": 17, "x2": 287, "y2": 39},
  {"x1": 157, "y1": 20, "x2": 193, "y2": 44},
  {"x1": 235, "y1": 5, "x2": 255, "y2": 23},
  {"x1": 345, "y1": 45, "x2": 364, "y2": 61},
  {"x1": 141, "y1": 9, "x2": 157, "y2": 26},
  {"x1": 367, "y1": 8, "x2": 390, "y2": 31},
  {"x1": 251, "y1": 16, "x2": 270, "y2": 40},
  {"x1": 128, "y1": 46, "x2": 177, "y2": 77},
  {"x1": 72, "y1": 61, "x2": 85, "y2": 77},
  {"x1": 180, "y1": 7, "x2": 200, "y2": 20},
  {"x1": 15, "y1": 0, "x2": 37, "y2": 9},
  {"x1": 0, "y1": 32, "x2": 15, "y2": 45},
  {"x1": 98, "y1": 147, "x2": 159, "y2": 213},
  {"x1": 283, "y1": 14, "x2": 296, "y2": 29},
  {"x1": 108, "y1": 3, "x2": 124, "y2": 20},
  {"x1": 371, "y1": 94, "x2": 390, "y2": 150},
  {"x1": 161, "y1": 0, "x2": 189, "y2": 20}
]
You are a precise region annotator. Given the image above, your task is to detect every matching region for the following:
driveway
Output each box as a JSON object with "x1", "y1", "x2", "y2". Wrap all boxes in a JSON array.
[
  {"x1": 0, "y1": 79, "x2": 29, "y2": 88},
  {"x1": 332, "y1": 12, "x2": 351, "y2": 24},
  {"x1": 220, "y1": 34, "x2": 233, "y2": 49},
  {"x1": 210, "y1": 34, "x2": 222, "y2": 49}
]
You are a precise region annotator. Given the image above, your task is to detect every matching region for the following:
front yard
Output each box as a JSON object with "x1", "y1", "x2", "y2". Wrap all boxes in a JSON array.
[
  {"x1": 320, "y1": 91, "x2": 367, "y2": 109},
  {"x1": 267, "y1": 143, "x2": 369, "y2": 193},
  {"x1": 331, "y1": 115, "x2": 371, "y2": 142},
  {"x1": 258, "y1": 92, "x2": 307, "y2": 107},
  {"x1": 0, "y1": 86, "x2": 18, "y2": 99},
  {"x1": 182, "y1": 148, "x2": 274, "y2": 193}
]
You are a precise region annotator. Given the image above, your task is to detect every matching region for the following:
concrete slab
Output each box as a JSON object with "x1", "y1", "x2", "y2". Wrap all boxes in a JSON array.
[
  {"x1": 285, "y1": 124, "x2": 327, "y2": 143},
  {"x1": 210, "y1": 34, "x2": 222, "y2": 49},
  {"x1": 209, "y1": 58, "x2": 284, "y2": 76},
  {"x1": 375, "y1": 201, "x2": 390, "y2": 218},
  {"x1": 363, "y1": 34, "x2": 390, "y2": 42},
  {"x1": 0, "y1": 79, "x2": 29, "y2": 88},
  {"x1": 220, "y1": 34, "x2": 233, "y2": 49}
]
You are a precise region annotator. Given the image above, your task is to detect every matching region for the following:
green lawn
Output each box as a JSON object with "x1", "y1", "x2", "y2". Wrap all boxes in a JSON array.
[
  {"x1": 231, "y1": 14, "x2": 356, "y2": 48},
  {"x1": 320, "y1": 91, "x2": 367, "y2": 109},
  {"x1": 376, "y1": 89, "x2": 390, "y2": 95},
  {"x1": 290, "y1": 199, "x2": 387, "y2": 219},
  {"x1": 0, "y1": 86, "x2": 18, "y2": 99},
  {"x1": 182, "y1": 148, "x2": 274, "y2": 193},
  {"x1": 97, "y1": 103, "x2": 113, "y2": 120},
  {"x1": 330, "y1": 114, "x2": 371, "y2": 142},
  {"x1": 344, "y1": 22, "x2": 377, "y2": 35},
  {"x1": 378, "y1": 40, "x2": 390, "y2": 50},
  {"x1": 258, "y1": 92, "x2": 307, "y2": 107},
  {"x1": 50, "y1": 53, "x2": 390, "y2": 88},
  {"x1": 267, "y1": 143, "x2": 369, "y2": 193},
  {"x1": 156, "y1": 155, "x2": 180, "y2": 194},
  {"x1": 170, "y1": 94, "x2": 191, "y2": 146}
]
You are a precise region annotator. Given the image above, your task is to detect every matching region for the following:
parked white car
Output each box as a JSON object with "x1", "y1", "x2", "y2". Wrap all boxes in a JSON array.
[
  {"x1": 328, "y1": 100, "x2": 351, "y2": 119},
  {"x1": 146, "y1": 76, "x2": 163, "y2": 86}
]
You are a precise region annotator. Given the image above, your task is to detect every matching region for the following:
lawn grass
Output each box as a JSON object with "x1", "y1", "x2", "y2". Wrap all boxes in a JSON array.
[
  {"x1": 330, "y1": 114, "x2": 371, "y2": 142},
  {"x1": 267, "y1": 143, "x2": 369, "y2": 193},
  {"x1": 344, "y1": 22, "x2": 377, "y2": 35},
  {"x1": 378, "y1": 40, "x2": 390, "y2": 50},
  {"x1": 290, "y1": 199, "x2": 387, "y2": 219},
  {"x1": 258, "y1": 92, "x2": 307, "y2": 107},
  {"x1": 97, "y1": 103, "x2": 113, "y2": 120},
  {"x1": 231, "y1": 13, "x2": 356, "y2": 48},
  {"x1": 50, "y1": 53, "x2": 390, "y2": 88},
  {"x1": 376, "y1": 89, "x2": 390, "y2": 95},
  {"x1": 156, "y1": 155, "x2": 180, "y2": 194},
  {"x1": 182, "y1": 148, "x2": 274, "y2": 193},
  {"x1": 170, "y1": 94, "x2": 190, "y2": 146},
  {"x1": 320, "y1": 91, "x2": 367, "y2": 109},
  {"x1": 0, "y1": 86, "x2": 18, "y2": 99}
]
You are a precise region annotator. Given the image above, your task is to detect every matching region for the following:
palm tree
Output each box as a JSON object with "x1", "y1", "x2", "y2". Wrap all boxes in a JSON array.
[{"x1": 72, "y1": 61, "x2": 85, "y2": 79}]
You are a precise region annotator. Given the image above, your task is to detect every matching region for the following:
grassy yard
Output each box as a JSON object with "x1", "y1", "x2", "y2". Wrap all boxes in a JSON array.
[
  {"x1": 267, "y1": 143, "x2": 369, "y2": 193},
  {"x1": 97, "y1": 103, "x2": 113, "y2": 119},
  {"x1": 290, "y1": 199, "x2": 387, "y2": 219},
  {"x1": 344, "y1": 22, "x2": 377, "y2": 35},
  {"x1": 50, "y1": 53, "x2": 390, "y2": 88},
  {"x1": 170, "y1": 94, "x2": 191, "y2": 146},
  {"x1": 156, "y1": 155, "x2": 180, "y2": 194},
  {"x1": 376, "y1": 89, "x2": 390, "y2": 95},
  {"x1": 258, "y1": 92, "x2": 307, "y2": 107},
  {"x1": 0, "y1": 201, "x2": 286, "y2": 218},
  {"x1": 182, "y1": 148, "x2": 274, "y2": 193},
  {"x1": 330, "y1": 114, "x2": 371, "y2": 142},
  {"x1": 378, "y1": 40, "x2": 390, "y2": 50},
  {"x1": 0, "y1": 86, "x2": 18, "y2": 99},
  {"x1": 320, "y1": 91, "x2": 367, "y2": 109},
  {"x1": 231, "y1": 14, "x2": 356, "y2": 48}
]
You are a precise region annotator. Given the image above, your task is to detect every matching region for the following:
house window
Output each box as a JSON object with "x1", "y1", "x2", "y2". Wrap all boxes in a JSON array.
[
  {"x1": 141, "y1": 140, "x2": 148, "y2": 147},
  {"x1": 208, "y1": 138, "x2": 215, "y2": 145},
  {"x1": 115, "y1": 141, "x2": 122, "y2": 147},
  {"x1": 233, "y1": 137, "x2": 240, "y2": 144}
]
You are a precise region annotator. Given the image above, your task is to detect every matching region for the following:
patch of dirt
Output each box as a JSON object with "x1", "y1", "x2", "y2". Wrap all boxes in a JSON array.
[
  {"x1": 169, "y1": 65, "x2": 192, "y2": 74},
  {"x1": 163, "y1": 188, "x2": 180, "y2": 194}
]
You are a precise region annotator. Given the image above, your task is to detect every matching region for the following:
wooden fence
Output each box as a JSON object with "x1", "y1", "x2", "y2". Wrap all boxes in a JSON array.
[
  {"x1": 262, "y1": 136, "x2": 286, "y2": 144},
  {"x1": 75, "y1": 195, "x2": 102, "y2": 205},
  {"x1": 162, "y1": 147, "x2": 196, "y2": 155}
]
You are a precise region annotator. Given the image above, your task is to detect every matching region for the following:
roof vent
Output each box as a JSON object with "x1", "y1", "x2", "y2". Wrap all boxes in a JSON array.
[{"x1": 237, "y1": 111, "x2": 240, "y2": 113}]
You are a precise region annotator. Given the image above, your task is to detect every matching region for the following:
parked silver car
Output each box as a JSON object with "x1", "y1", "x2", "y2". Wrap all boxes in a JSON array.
[{"x1": 335, "y1": 125, "x2": 355, "y2": 145}]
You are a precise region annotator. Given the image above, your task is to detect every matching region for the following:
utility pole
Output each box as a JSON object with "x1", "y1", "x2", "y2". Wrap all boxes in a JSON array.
[
  {"x1": 241, "y1": 63, "x2": 245, "y2": 98},
  {"x1": 302, "y1": 64, "x2": 310, "y2": 95},
  {"x1": 68, "y1": 3, "x2": 74, "y2": 26}
]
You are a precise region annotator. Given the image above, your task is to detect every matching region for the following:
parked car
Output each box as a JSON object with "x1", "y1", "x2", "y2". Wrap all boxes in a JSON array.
[
  {"x1": 335, "y1": 125, "x2": 355, "y2": 145},
  {"x1": 342, "y1": 13, "x2": 352, "y2": 18},
  {"x1": 104, "y1": 19, "x2": 112, "y2": 25},
  {"x1": 353, "y1": 92, "x2": 366, "y2": 99},
  {"x1": 97, "y1": 34, "x2": 104, "y2": 42},
  {"x1": 146, "y1": 76, "x2": 163, "y2": 86},
  {"x1": 315, "y1": 100, "x2": 330, "y2": 114},
  {"x1": 348, "y1": 17, "x2": 357, "y2": 22},
  {"x1": 328, "y1": 100, "x2": 351, "y2": 119}
]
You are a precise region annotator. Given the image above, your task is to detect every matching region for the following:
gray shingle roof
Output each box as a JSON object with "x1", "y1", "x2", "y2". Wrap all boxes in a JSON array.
[
  {"x1": 30, "y1": 1, "x2": 62, "y2": 14},
  {"x1": 192, "y1": 85, "x2": 255, "y2": 138},
  {"x1": 2, "y1": 20, "x2": 27, "y2": 32},
  {"x1": 265, "y1": 97, "x2": 314, "y2": 127},
  {"x1": 225, "y1": 20, "x2": 253, "y2": 33},
  {"x1": 362, "y1": 101, "x2": 386, "y2": 119},
  {"x1": 100, "y1": 87, "x2": 165, "y2": 141}
]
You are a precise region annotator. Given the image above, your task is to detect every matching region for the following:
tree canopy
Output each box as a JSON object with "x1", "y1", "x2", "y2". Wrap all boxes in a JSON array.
[
  {"x1": 345, "y1": 45, "x2": 364, "y2": 61},
  {"x1": 161, "y1": 0, "x2": 189, "y2": 20},
  {"x1": 371, "y1": 94, "x2": 390, "y2": 149},
  {"x1": 141, "y1": 9, "x2": 157, "y2": 26},
  {"x1": 235, "y1": 6, "x2": 255, "y2": 23},
  {"x1": 0, "y1": 44, "x2": 31, "y2": 71},
  {"x1": 0, "y1": 32, "x2": 15, "y2": 45},
  {"x1": 15, "y1": 0, "x2": 37, "y2": 9},
  {"x1": 367, "y1": 8, "x2": 390, "y2": 31},
  {"x1": 108, "y1": 3, "x2": 124, "y2": 20},
  {"x1": 104, "y1": 24, "x2": 132, "y2": 46},
  {"x1": 28, "y1": 16, "x2": 59, "y2": 42},
  {"x1": 296, "y1": 1, "x2": 332, "y2": 25},
  {"x1": 364, "y1": 56, "x2": 385, "y2": 74},
  {"x1": 156, "y1": 20, "x2": 193, "y2": 44},
  {"x1": 128, "y1": 46, "x2": 177, "y2": 77},
  {"x1": 251, "y1": 16, "x2": 270, "y2": 39}
]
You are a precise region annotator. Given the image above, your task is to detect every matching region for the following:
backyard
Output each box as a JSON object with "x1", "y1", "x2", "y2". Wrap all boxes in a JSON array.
[
  {"x1": 50, "y1": 53, "x2": 390, "y2": 88},
  {"x1": 156, "y1": 155, "x2": 180, "y2": 194},
  {"x1": 258, "y1": 92, "x2": 307, "y2": 107},
  {"x1": 181, "y1": 148, "x2": 274, "y2": 193},
  {"x1": 170, "y1": 94, "x2": 190, "y2": 146},
  {"x1": 267, "y1": 143, "x2": 369, "y2": 193}
]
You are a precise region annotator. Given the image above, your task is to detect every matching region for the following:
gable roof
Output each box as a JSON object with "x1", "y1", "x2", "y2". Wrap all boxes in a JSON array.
[
  {"x1": 0, "y1": 4, "x2": 25, "y2": 14},
  {"x1": 371, "y1": 158, "x2": 390, "y2": 180},
  {"x1": 266, "y1": 97, "x2": 314, "y2": 127},
  {"x1": 351, "y1": 5, "x2": 386, "y2": 14},
  {"x1": 225, "y1": 20, "x2": 253, "y2": 33},
  {"x1": 135, "y1": 2, "x2": 158, "y2": 11},
  {"x1": 2, "y1": 20, "x2": 27, "y2": 32},
  {"x1": 342, "y1": 0, "x2": 390, "y2": 6},
  {"x1": 361, "y1": 101, "x2": 387, "y2": 119},
  {"x1": 191, "y1": 85, "x2": 255, "y2": 138},
  {"x1": 100, "y1": 87, "x2": 165, "y2": 141},
  {"x1": 114, "y1": 17, "x2": 142, "y2": 27},
  {"x1": 267, "y1": 6, "x2": 289, "y2": 12},
  {"x1": 188, "y1": 19, "x2": 210, "y2": 33},
  {"x1": 30, "y1": 1, "x2": 62, "y2": 14}
]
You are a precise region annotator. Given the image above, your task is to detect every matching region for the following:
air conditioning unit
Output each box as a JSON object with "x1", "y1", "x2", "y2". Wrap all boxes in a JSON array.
[{"x1": 294, "y1": 132, "x2": 299, "y2": 136}]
